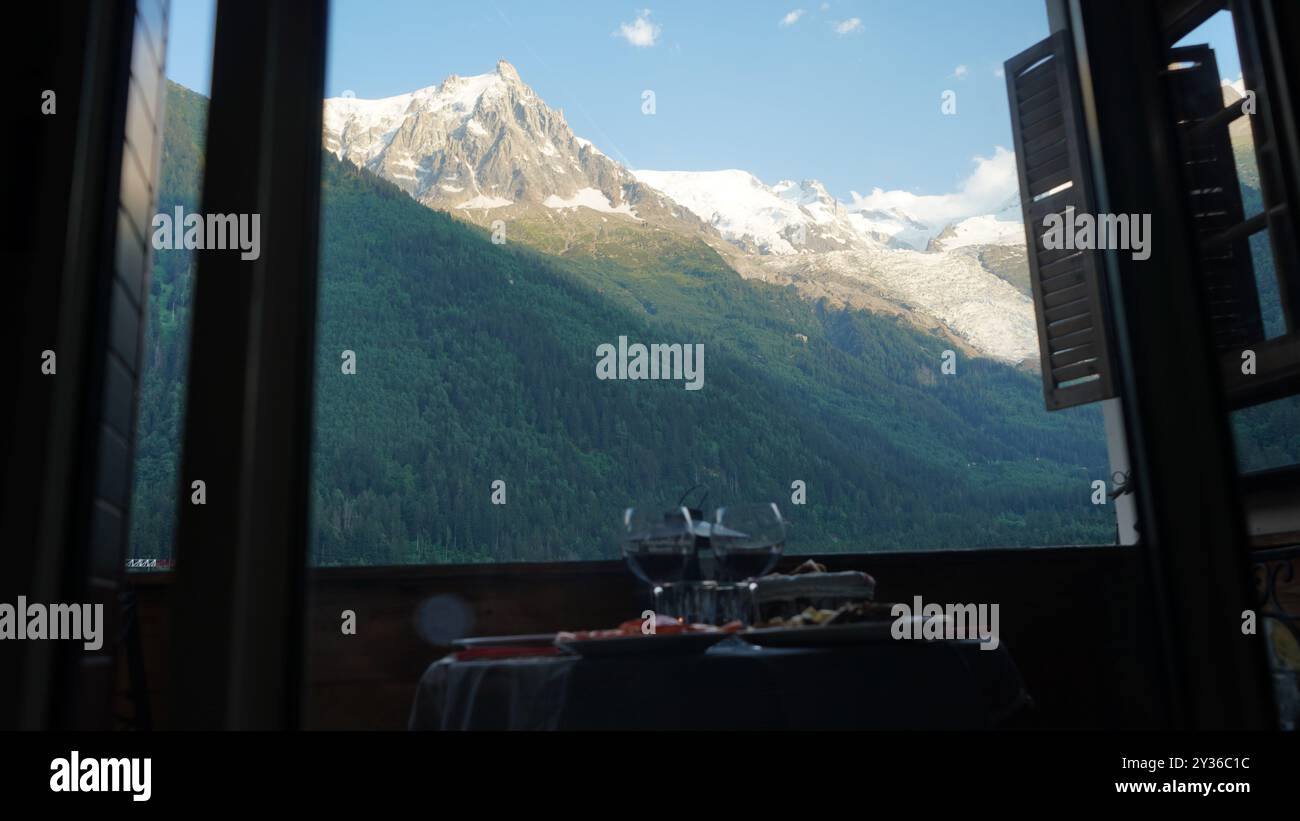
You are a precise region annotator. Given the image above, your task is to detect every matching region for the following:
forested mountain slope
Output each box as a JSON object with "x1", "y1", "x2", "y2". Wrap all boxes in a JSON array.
[{"x1": 129, "y1": 82, "x2": 1117, "y2": 566}]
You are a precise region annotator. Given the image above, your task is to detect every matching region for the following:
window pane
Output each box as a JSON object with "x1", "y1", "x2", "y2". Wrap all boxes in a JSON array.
[
  {"x1": 304, "y1": 0, "x2": 1117, "y2": 565},
  {"x1": 1175, "y1": 9, "x2": 1297, "y2": 472},
  {"x1": 304, "y1": 0, "x2": 1118, "y2": 563},
  {"x1": 127, "y1": 0, "x2": 216, "y2": 572},
  {"x1": 1234, "y1": 395, "x2": 1300, "y2": 473},
  {"x1": 1175, "y1": 10, "x2": 1289, "y2": 341}
]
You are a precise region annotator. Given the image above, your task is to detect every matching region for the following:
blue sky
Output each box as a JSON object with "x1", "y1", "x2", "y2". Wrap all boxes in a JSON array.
[
  {"x1": 165, "y1": 1, "x2": 1243, "y2": 203},
  {"x1": 166, "y1": 0, "x2": 214, "y2": 97}
]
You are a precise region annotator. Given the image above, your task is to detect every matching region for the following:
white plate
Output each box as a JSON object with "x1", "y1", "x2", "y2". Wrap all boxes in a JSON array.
[
  {"x1": 452, "y1": 633, "x2": 556, "y2": 649},
  {"x1": 741, "y1": 616, "x2": 946, "y2": 647},
  {"x1": 555, "y1": 631, "x2": 729, "y2": 657}
]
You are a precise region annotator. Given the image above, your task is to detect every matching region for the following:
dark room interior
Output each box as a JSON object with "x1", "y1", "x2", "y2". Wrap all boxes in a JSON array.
[{"x1": 3, "y1": 0, "x2": 1299, "y2": 804}]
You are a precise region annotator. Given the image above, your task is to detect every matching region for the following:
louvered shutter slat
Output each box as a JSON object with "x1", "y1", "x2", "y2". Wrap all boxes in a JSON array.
[
  {"x1": 1044, "y1": 299, "x2": 1092, "y2": 326},
  {"x1": 1053, "y1": 360, "x2": 1101, "y2": 384},
  {"x1": 1040, "y1": 262, "x2": 1086, "y2": 287},
  {"x1": 1052, "y1": 343, "x2": 1099, "y2": 368},
  {"x1": 1048, "y1": 315, "x2": 1094, "y2": 341}
]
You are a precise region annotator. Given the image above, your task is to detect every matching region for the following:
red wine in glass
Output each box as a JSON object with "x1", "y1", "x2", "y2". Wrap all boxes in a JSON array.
[
  {"x1": 712, "y1": 503, "x2": 786, "y2": 582},
  {"x1": 624, "y1": 551, "x2": 692, "y2": 585},
  {"x1": 713, "y1": 544, "x2": 784, "y2": 580},
  {"x1": 622, "y1": 507, "x2": 695, "y2": 586}
]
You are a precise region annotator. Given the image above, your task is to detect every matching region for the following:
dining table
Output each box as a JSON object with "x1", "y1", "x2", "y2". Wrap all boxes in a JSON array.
[{"x1": 408, "y1": 633, "x2": 1031, "y2": 730}]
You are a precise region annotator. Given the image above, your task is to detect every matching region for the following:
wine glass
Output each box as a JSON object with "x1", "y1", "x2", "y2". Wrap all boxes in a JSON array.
[
  {"x1": 711, "y1": 503, "x2": 786, "y2": 582},
  {"x1": 621, "y1": 506, "x2": 696, "y2": 613},
  {"x1": 712, "y1": 503, "x2": 785, "y2": 625}
]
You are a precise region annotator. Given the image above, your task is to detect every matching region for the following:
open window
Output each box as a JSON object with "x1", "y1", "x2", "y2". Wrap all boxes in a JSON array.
[
  {"x1": 1164, "y1": 3, "x2": 1300, "y2": 544},
  {"x1": 1007, "y1": 0, "x2": 1297, "y2": 729},
  {"x1": 1165, "y1": 5, "x2": 1300, "y2": 414},
  {"x1": 1007, "y1": 2, "x2": 1300, "y2": 543}
]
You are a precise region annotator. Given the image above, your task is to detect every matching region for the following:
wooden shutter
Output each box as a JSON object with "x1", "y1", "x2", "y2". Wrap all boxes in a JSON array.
[
  {"x1": 1165, "y1": 44, "x2": 1266, "y2": 352},
  {"x1": 1005, "y1": 32, "x2": 1117, "y2": 410}
]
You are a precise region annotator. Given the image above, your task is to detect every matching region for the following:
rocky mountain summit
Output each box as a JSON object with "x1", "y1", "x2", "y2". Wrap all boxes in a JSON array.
[{"x1": 324, "y1": 60, "x2": 1037, "y2": 364}]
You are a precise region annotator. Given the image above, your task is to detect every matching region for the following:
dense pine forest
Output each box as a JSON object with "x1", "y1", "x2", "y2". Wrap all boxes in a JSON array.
[{"x1": 130, "y1": 82, "x2": 1141, "y2": 566}]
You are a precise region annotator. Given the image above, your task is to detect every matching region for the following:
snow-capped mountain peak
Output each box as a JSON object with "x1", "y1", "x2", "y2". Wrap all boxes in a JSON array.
[
  {"x1": 493, "y1": 57, "x2": 524, "y2": 86},
  {"x1": 630, "y1": 166, "x2": 1033, "y2": 361},
  {"x1": 323, "y1": 60, "x2": 654, "y2": 217},
  {"x1": 323, "y1": 65, "x2": 515, "y2": 168},
  {"x1": 322, "y1": 62, "x2": 1034, "y2": 364},
  {"x1": 631, "y1": 169, "x2": 956, "y2": 256},
  {"x1": 631, "y1": 167, "x2": 1016, "y2": 256}
]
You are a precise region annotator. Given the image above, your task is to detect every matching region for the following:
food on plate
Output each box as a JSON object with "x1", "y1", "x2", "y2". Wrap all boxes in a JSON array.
[
  {"x1": 754, "y1": 601, "x2": 897, "y2": 629},
  {"x1": 556, "y1": 613, "x2": 723, "y2": 642},
  {"x1": 752, "y1": 569, "x2": 876, "y2": 622},
  {"x1": 754, "y1": 606, "x2": 838, "y2": 629},
  {"x1": 789, "y1": 559, "x2": 828, "y2": 574},
  {"x1": 825, "y1": 600, "x2": 898, "y2": 624},
  {"x1": 554, "y1": 599, "x2": 890, "y2": 641}
]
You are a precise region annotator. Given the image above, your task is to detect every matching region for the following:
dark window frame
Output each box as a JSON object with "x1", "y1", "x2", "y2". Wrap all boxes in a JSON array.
[
  {"x1": 115, "y1": 1, "x2": 1137, "y2": 588},
  {"x1": 1066, "y1": 0, "x2": 1278, "y2": 728},
  {"x1": 1184, "y1": 0, "x2": 1300, "y2": 411},
  {"x1": 154, "y1": 0, "x2": 1288, "y2": 730},
  {"x1": 168, "y1": 0, "x2": 328, "y2": 730}
]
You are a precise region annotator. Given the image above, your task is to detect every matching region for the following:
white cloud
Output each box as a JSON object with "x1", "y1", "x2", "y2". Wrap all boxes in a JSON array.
[
  {"x1": 848, "y1": 146, "x2": 1019, "y2": 226},
  {"x1": 780, "y1": 9, "x2": 806, "y2": 27},
  {"x1": 951, "y1": 64, "x2": 969, "y2": 79},
  {"x1": 616, "y1": 10, "x2": 661, "y2": 48},
  {"x1": 820, "y1": 2, "x2": 831, "y2": 10},
  {"x1": 993, "y1": 66, "x2": 1005, "y2": 78},
  {"x1": 834, "y1": 17, "x2": 862, "y2": 35}
]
